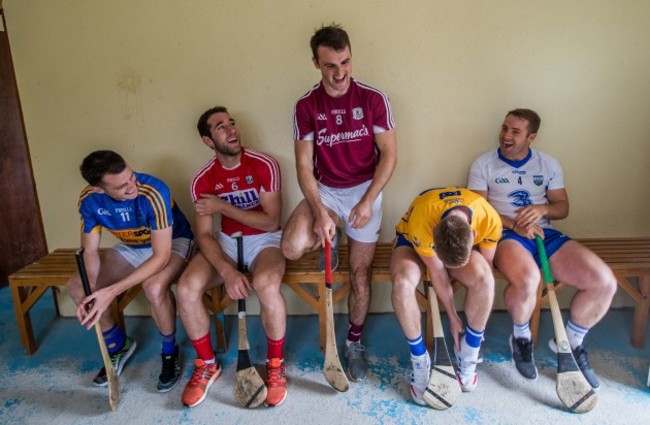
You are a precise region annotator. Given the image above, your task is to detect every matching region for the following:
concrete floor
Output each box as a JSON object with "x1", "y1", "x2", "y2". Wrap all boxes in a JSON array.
[{"x1": 1, "y1": 286, "x2": 649, "y2": 424}]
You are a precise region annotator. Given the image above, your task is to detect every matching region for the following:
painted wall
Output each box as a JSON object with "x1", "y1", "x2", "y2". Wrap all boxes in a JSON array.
[{"x1": 4, "y1": 0, "x2": 650, "y2": 315}]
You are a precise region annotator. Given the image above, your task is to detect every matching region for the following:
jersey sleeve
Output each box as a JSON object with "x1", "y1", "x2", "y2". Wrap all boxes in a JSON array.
[
  {"x1": 368, "y1": 89, "x2": 395, "y2": 134},
  {"x1": 78, "y1": 189, "x2": 101, "y2": 234},
  {"x1": 137, "y1": 179, "x2": 174, "y2": 231},
  {"x1": 476, "y1": 203, "x2": 503, "y2": 250},
  {"x1": 467, "y1": 158, "x2": 488, "y2": 191},
  {"x1": 546, "y1": 155, "x2": 565, "y2": 191},
  {"x1": 293, "y1": 91, "x2": 316, "y2": 141},
  {"x1": 255, "y1": 153, "x2": 282, "y2": 193}
]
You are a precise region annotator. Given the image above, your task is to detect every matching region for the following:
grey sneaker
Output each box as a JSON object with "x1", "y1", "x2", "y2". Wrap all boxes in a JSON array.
[
  {"x1": 319, "y1": 227, "x2": 341, "y2": 272},
  {"x1": 92, "y1": 336, "x2": 137, "y2": 387},
  {"x1": 548, "y1": 339, "x2": 600, "y2": 389},
  {"x1": 344, "y1": 341, "x2": 368, "y2": 382},
  {"x1": 157, "y1": 345, "x2": 182, "y2": 392},
  {"x1": 510, "y1": 334, "x2": 538, "y2": 380}
]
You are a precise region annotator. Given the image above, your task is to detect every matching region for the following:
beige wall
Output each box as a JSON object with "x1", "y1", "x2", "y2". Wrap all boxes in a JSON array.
[{"x1": 4, "y1": 0, "x2": 650, "y2": 315}]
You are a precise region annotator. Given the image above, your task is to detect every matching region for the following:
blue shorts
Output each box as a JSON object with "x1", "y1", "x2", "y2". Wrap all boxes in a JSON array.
[
  {"x1": 499, "y1": 228, "x2": 571, "y2": 267},
  {"x1": 393, "y1": 232, "x2": 413, "y2": 249}
]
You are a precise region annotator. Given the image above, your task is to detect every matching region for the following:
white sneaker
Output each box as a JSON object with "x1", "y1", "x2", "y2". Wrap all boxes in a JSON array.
[
  {"x1": 409, "y1": 353, "x2": 431, "y2": 405},
  {"x1": 454, "y1": 344, "x2": 482, "y2": 392}
]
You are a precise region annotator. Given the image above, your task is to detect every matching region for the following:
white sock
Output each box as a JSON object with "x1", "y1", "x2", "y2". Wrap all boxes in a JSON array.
[
  {"x1": 513, "y1": 322, "x2": 532, "y2": 340},
  {"x1": 566, "y1": 320, "x2": 588, "y2": 350}
]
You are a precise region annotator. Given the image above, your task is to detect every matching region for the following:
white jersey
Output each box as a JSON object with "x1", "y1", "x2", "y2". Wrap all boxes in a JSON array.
[{"x1": 467, "y1": 148, "x2": 564, "y2": 229}]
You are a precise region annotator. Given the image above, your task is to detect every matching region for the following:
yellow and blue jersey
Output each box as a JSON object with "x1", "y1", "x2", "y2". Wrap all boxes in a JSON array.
[
  {"x1": 395, "y1": 187, "x2": 502, "y2": 258},
  {"x1": 78, "y1": 172, "x2": 193, "y2": 247}
]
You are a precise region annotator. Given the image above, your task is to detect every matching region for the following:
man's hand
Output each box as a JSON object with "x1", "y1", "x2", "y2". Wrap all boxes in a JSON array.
[
  {"x1": 449, "y1": 313, "x2": 464, "y2": 351},
  {"x1": 195, "y1": 193, "x2": 226, "y2": 216},
  {"x1": 222, "y1": 268, "x2": 252, "y2": 300},
  {"x1": 349, "y1": 197, "x2": 373, "y2": 229},
  {"x1": 513, "y1": 221, "x2": 544, "y2": 240},
  {"x1": 313, "y1": 212, "x2": 337, "y2": 248},
  {"x1": 77, "y1": 286, "x2": 116, "y2": 330},
  {"x1": 514, "y1": 205, "x2": 546, "y2": 230}
]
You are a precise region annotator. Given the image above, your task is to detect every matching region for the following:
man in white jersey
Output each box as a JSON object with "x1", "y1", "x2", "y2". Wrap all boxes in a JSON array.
[
  {"x1": 282, "y1": 23, "x2": 397, "y2": 382},
  {"x1": 468, "y1": 108, "x2": 616, "y2": 388}
]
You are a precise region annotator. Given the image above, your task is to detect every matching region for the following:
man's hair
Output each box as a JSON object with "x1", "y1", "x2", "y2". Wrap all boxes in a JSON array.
[
  {"x1": 433, "y1": 215, "x2": 473, "y2": 269},
  {"x1": 80, "y1": 150, "x2": 127, "y2": 187},
  {"x1": 310, "y1": 23, "x2": 351, "y2": 61},
  {"x1": 506, "y1": 108, "x2": 541, "y2": 135},
  {"x1": 197, "y1": 106, "x2": 229, "y2": 138}
]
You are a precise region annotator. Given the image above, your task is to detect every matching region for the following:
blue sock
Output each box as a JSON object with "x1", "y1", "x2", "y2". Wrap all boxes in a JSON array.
[
  {"x1": 102, "y1": 325, "x2": 126, "y2": 355},
  {"x1": 407, "y1": 334, "x2": 427, "y2": 356},
  {"x1": 161, "y1": 330, "x2": 176, "y2": 355},
  {"x1": 465, "y1": 325, "x2": 484, "y2": 349}
]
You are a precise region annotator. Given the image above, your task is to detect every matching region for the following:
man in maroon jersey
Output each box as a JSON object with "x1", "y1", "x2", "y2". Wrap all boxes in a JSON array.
[
  {"x1": 282, "y1": 23, "x2": 398, "y2": 383},
  {"x1": 178, "y1": 106, "x2": 288, "y2": 408}
]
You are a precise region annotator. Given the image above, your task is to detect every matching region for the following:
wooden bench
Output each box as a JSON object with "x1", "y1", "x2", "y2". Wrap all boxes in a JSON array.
[{"x1": 9, "y1": 238, "x2": 650, "y2": 355}]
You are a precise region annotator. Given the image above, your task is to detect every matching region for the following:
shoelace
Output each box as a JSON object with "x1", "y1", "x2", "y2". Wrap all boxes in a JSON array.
[
  {"x1": 347, "y1": 343, "x2": 366, "y2": 358},
  {"x1": 189, "y1": 364, "x2": 214, "y2": 385},
  {"x1": 573, "y1": 346, "x2": 590, "y2": 369},
  {"x1": 267, "y1": 364, "x2": 284, "y2": 387},
  {"x1": 515, "y1": 338, "x2": 534, "y2": 362}
]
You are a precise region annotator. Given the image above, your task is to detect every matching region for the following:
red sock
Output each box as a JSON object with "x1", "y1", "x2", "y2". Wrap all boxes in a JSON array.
[
  {"x1": 347, "y1": 320, "x2": 364, "y2": 343},
  {"x1": 266, "y1": 336, "x2": 285, "y2": 361},
  {"x1": 191, "y1": 332, "x2": 215, "y2": 362}
]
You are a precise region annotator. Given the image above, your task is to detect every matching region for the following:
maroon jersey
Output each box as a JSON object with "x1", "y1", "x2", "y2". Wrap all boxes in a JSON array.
[
  {"x1": 191, "y1": 147, "x2": 281, "y2": 236},
  {"x1": 293, "y1": 78, "x2": 395, "y2": 188}
]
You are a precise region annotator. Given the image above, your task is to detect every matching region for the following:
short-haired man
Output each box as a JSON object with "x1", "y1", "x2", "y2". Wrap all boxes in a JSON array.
[
  {"x1": 282, "y1": 23, "x2": 397, "y2": 382},
  {"x1": 178, "y1": 106, "x2": 287, "y2": 408},
  {"x1": 68, "y1": 150, "x2": 193, "y2": 392},
  {"x1": 390, "y1": 187, "x2": 502, "y2": 404},
  {"x1": 468, "y1": 108, "x2": 616, "y2": 388}
]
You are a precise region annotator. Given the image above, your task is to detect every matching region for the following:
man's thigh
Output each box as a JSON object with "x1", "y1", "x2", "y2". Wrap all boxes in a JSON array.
[{"x1": 549, "y1": 240, "x2": 610, "y2": 290}]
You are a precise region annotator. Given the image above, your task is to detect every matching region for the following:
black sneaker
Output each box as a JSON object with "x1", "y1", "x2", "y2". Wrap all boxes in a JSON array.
[
  {"x1": 157, "y1": 345, "x2": 182, "y2": 392},
  {"x1": 548, "y1": 338, "x2": 600, "y2": 389},
  {"x1": 509, "y1": 334, "x2": 537, "y2": 380},
  {"x1": 571, "y1": 344, "x2": 600, "y2": 389},
  {"x1": 92, "y1": 336, "x2": 137, "y2": 387}
]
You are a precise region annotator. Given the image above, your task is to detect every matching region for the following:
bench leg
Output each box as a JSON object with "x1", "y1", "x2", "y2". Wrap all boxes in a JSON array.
[
  {"x1": 210, "y1": 287, "x2": 229, "y2": 354},
  {"x1": 10, "y1": 285, "x2": 38, "y2": 355},
  {"x1": 631, "y1": 275, "x2": 650, "y2": 348}
]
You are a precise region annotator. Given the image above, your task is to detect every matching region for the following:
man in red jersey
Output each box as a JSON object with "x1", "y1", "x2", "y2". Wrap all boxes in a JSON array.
[
  {"x1": 178, "y1": 106, "x2": 287, "y2": 408},
  {"x1": 282, "y1": 24, "x2": 397, "y2": 383}
]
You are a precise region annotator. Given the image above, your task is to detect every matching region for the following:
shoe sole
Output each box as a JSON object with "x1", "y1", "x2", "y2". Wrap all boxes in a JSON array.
[{"x1": 264, "y1": 390, "x2": 288, "y2": 407}]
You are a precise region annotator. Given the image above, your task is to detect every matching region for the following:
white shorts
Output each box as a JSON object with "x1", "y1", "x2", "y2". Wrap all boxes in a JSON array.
[
  {"x1": 318, "y1": 180, "x2": 382, "y2": 243},
  {"x1": 216, "y1": 230, "x2": 282, "y2": 270},
  {"x1": 112, "y1": 237, "x2": 194, "y2": 268}
]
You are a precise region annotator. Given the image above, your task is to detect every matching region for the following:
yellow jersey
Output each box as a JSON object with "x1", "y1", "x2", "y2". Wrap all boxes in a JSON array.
[{"x1": 395, "y1": 187, "x2": 502, "y2": 258}]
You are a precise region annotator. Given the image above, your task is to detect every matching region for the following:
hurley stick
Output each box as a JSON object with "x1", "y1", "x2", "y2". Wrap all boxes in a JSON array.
[
  {"x1": 231, "y1": 232, "x2": 267, "y2": 408},
  {"x1": 536, "y1": 236, "x2": 597, "y2": 413},
  {"x1": 75, "y1": 248, "x2": 120, "y2": 411},
  {"x1": 423, "y1": 274, "x2": 461, "y2": 410},
  {"x1": 323, "y1": 239, "x2": 350, "y2": 392}
]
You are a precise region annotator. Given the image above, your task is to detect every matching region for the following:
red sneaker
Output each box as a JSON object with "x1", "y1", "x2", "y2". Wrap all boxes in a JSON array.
[
  {"x1": 182, "y1": 359, "x2": 222, "y2": 407},
  {"x1": 264, "y1": 358, "x2": 287, "y2": 407}
]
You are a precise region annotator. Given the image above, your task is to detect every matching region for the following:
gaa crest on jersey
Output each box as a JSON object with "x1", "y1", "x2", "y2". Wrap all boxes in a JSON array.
[
  {"x1": 246, "y1": 175, "x2": 253, "y2": 184},
  {"x1": 352, "y1": 108, "x2": 364, "y2": 120},
  {"x1": 533, "y1": 175, "x2": 544, "y2": 186}
]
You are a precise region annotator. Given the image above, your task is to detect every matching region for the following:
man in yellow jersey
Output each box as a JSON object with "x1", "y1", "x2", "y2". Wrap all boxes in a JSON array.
[{"x1": 390, "y1": 187, "x2": 501, "y2": 404}]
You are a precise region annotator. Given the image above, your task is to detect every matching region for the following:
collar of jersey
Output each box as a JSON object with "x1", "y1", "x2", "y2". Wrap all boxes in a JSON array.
[{"x1": 497, "y1": 148, "x2": 532, "y2": 168}]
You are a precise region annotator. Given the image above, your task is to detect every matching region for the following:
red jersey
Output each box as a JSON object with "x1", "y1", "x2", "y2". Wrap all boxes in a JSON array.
[
  {"x1": 190, "y1": 147, "x2": 281, "y2": 236},
  {"x1": 293, "y1": 78, "x2": 395, "y2": 188}
]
